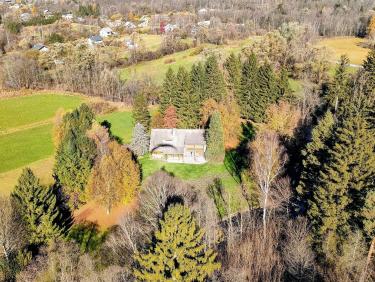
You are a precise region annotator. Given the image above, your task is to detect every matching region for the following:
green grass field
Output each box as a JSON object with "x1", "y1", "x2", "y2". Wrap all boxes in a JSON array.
[
  {"x1": 98, "y1": 110, "x2": 134, "y2": 144},
  {"x1": 0, "y1": 93, "x2": 84, "y2": 194},
  {"x1": 121, "y1": 38, "x2": 254, "y2": 84},
  {"x1": 0, "y1": 94, "x2": 82, "y2": 133}
]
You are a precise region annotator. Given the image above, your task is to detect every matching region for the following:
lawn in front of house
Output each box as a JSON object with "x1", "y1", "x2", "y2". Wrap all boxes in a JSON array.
[{"x1": 139, "y1": 155, "x2": 247, "y2": 212}]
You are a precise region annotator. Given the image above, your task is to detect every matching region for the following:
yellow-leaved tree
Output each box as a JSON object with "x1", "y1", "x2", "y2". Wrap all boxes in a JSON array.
[{"x1": 88, "y1": 125, "x2": 140, "y2": 213}]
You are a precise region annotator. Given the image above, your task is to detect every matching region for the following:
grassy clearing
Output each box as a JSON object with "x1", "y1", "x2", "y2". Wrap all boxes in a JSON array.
[
  {"x1": 121, "y1": 38, "x2": 255, "y2": 84},
  {"x1": 0, "y1": 124, "x2": 54, "y2": 173},
  {"x1": 0, "y1": 158, "x2": 54, "y2": 196},
  {"x1": 97, "y1": 110, "x2": 134, "y2": 144},
  {"x1": 316, "y1": 36, "x2": 370, "y2": 65},
  {"x1": 0, "y1": 94, "x2": 82, "y2": 132}
]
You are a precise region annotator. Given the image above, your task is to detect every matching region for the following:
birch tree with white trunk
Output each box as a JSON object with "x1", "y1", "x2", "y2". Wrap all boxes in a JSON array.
[{"x1": 250, "y1": 130, "x2": 287, "y2": 235}]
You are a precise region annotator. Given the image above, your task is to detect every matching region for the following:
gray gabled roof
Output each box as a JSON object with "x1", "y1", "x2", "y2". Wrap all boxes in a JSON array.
[
  {"x1": 150, "y1": 129, "x2": 206, "y2": 154},
  {"x1": 89, "y1": 35, "x2": 103, "y2": 42}
]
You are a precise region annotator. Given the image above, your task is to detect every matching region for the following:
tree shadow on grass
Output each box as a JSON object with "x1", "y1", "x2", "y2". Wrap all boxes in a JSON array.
[{"x1": 225, "y1": 122, "x2": 256, "y2": 183}]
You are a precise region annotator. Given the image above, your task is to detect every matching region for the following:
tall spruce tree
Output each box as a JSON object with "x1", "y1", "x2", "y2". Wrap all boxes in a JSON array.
[
  {"x1": 326, "y1": 55, "x2": 350, "y2": 113},
  {"x1": 134, "y1": 204, "x2": 220, "y2": 281},
  {"x1": 296, "y1": 111, "x2": 335, "y2": 214},
  {"x1": 54, "y1": 104, "x2": 96, "y2": 206},
  {"x1": 191, "y1": 62, "x2": 207, "y2": 104},
  {"x1": 238, "y1": 53, "x2": 259, "y2": 119},
  {"x1": 205, "y1": 111, "x2": 225, "y2": 163},
  {"x1": 255, "y1": 63, "x2": 280, "y2": 122},
  {"x1": 133, "y1": 92, "x2": 151, "y2": 131},
  {"x1": 175, "y1": 67, "x2": 200, "y2": 128},
  {"x1": 12, "y1": 168, "x2": 63, "y2": 245},
  {"x1": 204, "y1": 55, "x2": 227, "y2": 102},
  {"x1": 224, "y1": 53, "x2": 242, "y2": 96},
  {"x1": 159, "y1": 67, "x2": 177, "y2": 115},
  {"x1": 308, "y1": 114, "x2": 375, "y2": 260}
]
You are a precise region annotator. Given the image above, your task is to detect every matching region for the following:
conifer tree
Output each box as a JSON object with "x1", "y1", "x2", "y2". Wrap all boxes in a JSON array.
[
  {"x1": 308, "y1": 114, "x2": 375, "y2": 260},
  {"x1": 133, "y1": 92, "x2": 151, "y2": 131},
  {"x1": 206, "y1": 111, "x2": 225, "y2": 163},
  {"x1": 159, "y1": 67, "x2": 177, "y2": 115},
  {"x1": 134, "y1": 204, "x2": 220, "y2": 281},
  {"x1": 175, "y1": 67, "x2": 200, "y2": 128},
  {"x1": 130, "y1": 123, "x2": 149, "y2": 156},
  {"x1": 204, "y1": 55, "x2": 227, "y2": 102},
  {"x1": 326, "y1": 55, "x2": 350, "y2": 113},
  {"x1": 191, "y1": 62, "x2": 207, "y2": 104},
  {"x1": 224, "y1": 53, "x2": 242, "y2": 96},
  {"x1": 54, "y1": 104, "x2": 97, "y2": 206},
  {"x1": 255, "y1": 63, "x2": 280, "y2": 122},
  {"x1": 238, "y1": 53, "x2": 259, "y2": 119},
  {"x1": 296, "y1": 111, "x2": 335, "y2": 214},
  {"x1": 12, "y1": 168, "x2": 62, "y2": 245}
]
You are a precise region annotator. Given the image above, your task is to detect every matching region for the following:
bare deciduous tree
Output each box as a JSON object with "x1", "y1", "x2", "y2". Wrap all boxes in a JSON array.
[
  {"x1": 0, "y1": 196, "x2": 27, "y2": 262},
  {"x1": 250, "y1": 130, "x2": 287, "y2": 234}
]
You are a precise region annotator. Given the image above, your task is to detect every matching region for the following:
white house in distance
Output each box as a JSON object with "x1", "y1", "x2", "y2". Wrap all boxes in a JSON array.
[
  {"x1": 32, "y1": 44, "x2": 49, "y2": 52},
  {"x1": 99, "y1": 27, "x2": 114, "y2": 38},
  {"x1": 149, "y1": 129, "x2": 206, "y2": 164},
  {"x1": 88, "y1": 35, "x2": 103, "y2": 46}
]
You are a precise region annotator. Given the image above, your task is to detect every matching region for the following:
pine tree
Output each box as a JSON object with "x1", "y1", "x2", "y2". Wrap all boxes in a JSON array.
[
  {"x1": 12, "y1": 168, "x2": 63, "y2": 245},
  {"x1": 206, "y1": 111, "x2": 225, "y2": 163},
  {"x1": 238, "y1": 53, "x2": 259, "y2": 119},
  {"x1": 134, "y1": 204, "x2": 220, "y2": 281},
  {"x1": 133, "y1": 92, "x2": 151, "y2": 131},
  {"x1": 130, "y1": 123, "x2": 150, "y2": 156},
  {"x1": 254, "y1": 63, "x2": 280, "y2": 122},
  {"x1": 159, "y1": 67, "x2": 177, "y2": 115},
  {"x1": 204, "y1": 55, "x2": 227, "y2": 102},
  {"x1": 297, "y1": 111, "x2": 335, "y2": 214},
  {"x1": 163, "y1": 105, "x2": 178, "y2": 128},
  {"x1": 224, "y1": 53, "x2": 242, "y2": 96},
  {"x1": 308, "y1": 114, "x2": 375, "y2": 260},
  {"x1": 54, "y1": 104, "x2": 97, "y2": 207},
  {"x1": 326, "y1": 55, "x2": 350, "y2": 113},
  {"x1": 191, "y1": 62, "x2": 207, "y2": 104},
  {"x1": 175, "y1": 67, "x2": 200, "y2": 128}
]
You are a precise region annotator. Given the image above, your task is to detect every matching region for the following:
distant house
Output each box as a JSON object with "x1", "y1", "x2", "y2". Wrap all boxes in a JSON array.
[
  {"x1": 32, "y1": 44, "x2": 49, "y2": 52},
  {"x1": 164, "y1": 23, "x2": 178, "y2": 33},
  {"x1": 125, "y1": 38, "x2": 138, "y2": 49},
  {"x1": 149, "y1": 129, "x2": 206, "y2": 164},
  {"x1": 20, "y1": 12, "x2": 31, "y2": 22},
  {"x1": 138, "y1": 15, "x2": 150, "y2": 28},
  {"x1": 88, "y1": 35, "x2": 103, "y2": 46},
  {"x1": 124, "y1": 21, "x2": 136, "y2": 29},
  {"x1": 62, "y1": 13, "x2": 73, "y2": 21},
  {"x1": 197, "y1": 20, "x2": 211, "y2": 28},
  {"x1": 99, "y1": 27, "x2": 114, "y2": 38}
]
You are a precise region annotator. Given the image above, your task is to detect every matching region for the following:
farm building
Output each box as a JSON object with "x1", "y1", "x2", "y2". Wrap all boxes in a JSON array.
[{"x1": 149, "y1": 129, "x2": 206, "y2": 164}]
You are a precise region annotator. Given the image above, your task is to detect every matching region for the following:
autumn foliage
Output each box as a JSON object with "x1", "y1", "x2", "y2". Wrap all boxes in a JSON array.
[{"x1": 163, "y1": 105, "x2": 178, "y2": 128}]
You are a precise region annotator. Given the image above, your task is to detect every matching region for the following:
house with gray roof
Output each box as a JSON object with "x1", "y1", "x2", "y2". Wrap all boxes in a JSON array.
[{"x1": 149, "y1": 129, "x2": 206, "y2": 164}]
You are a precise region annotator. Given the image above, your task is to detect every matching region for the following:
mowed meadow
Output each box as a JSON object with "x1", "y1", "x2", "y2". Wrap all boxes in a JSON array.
[{"x1": 0, "y1": 93, "x2": 136, "y2": 195}]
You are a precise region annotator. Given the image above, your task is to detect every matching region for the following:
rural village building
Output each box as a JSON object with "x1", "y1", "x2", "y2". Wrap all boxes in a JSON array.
[{"x1": 149, "y1": 129, "x2": 206, "y2": 164}]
